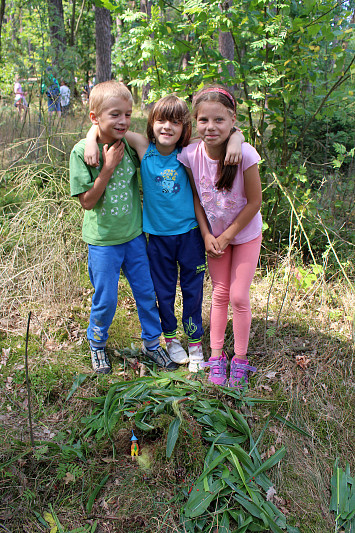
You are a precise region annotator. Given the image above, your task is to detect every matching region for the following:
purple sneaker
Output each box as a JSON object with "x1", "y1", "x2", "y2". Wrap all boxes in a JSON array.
[
  {"x1": 201, "y1": 352, "x2": 227, "y2": 386},
  {"x1": 229, "y1": 358, "x2": 257, "y2": 388}
]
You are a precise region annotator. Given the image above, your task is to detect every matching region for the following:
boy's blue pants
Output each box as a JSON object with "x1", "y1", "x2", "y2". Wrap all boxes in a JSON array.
[
  {"x1": 147, "y1": 227, "x2": 206, "y2": 341},
  {"x1": 87, "y1": 234, "x2": 162, "y2": 348}
]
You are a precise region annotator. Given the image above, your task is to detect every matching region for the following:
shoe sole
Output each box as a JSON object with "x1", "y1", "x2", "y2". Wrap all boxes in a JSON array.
[
  {"x1": 93, "y1": 367, "x2": 112, "y2": 375},
  {"x1": 171, "y1": 356, "x2": 189, "y2": 364}
]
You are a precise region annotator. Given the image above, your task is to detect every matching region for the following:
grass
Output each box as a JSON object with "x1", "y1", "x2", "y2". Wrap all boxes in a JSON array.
[{"x1": 0, "y1": 101, "x2": 354, "y2": 532}]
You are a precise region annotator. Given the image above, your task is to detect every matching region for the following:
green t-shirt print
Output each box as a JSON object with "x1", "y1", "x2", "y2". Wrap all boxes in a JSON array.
[{"x1": 70, "y1": 138, "x2": 142, "y2": 246}]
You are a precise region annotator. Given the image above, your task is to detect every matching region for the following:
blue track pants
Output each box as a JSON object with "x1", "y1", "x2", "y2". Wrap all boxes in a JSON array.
[
  {"x1": 87, "y1": 234, "x2": 162, "y2": 347},
  {"x1": 147, "y1": 227, "x2": 206, "y2": 341}
]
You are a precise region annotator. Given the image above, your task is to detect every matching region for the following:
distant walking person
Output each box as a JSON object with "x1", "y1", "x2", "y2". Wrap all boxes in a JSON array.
[
  {"x1": 14, "y1": 75, "x2": 28, "y2": 119},
  {"x1": 42, "y1": 67, "x2": 61, "y2": 118},
  {"x1": 60, "y1": 80, "x2": 71, "y2": 116}
]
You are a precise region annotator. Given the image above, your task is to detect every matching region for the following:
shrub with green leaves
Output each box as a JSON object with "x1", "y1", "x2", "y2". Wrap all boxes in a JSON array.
[{"x1": 82, "y1": 370, "x2": 302, "y2": 532}]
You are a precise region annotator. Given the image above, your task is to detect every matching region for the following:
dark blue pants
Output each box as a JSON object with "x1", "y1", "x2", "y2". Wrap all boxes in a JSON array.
[
  {"x1": 147, "y1": 227, "x2": 206, "y2": 341},
  {"x1": 87, "y1": 234, "x2": 162, "y2": 347}
]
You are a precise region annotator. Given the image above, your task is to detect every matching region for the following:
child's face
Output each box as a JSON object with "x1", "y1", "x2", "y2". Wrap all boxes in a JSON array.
[
  {"x1": 90, "y1": 97, "x2": 132, "y2": 144},
  {"x1": 196, "y1": 102, "x2": 235, "y2": 149},
  {"x1": 153, "y1": 118, "x2": 183, "y2": 155}
]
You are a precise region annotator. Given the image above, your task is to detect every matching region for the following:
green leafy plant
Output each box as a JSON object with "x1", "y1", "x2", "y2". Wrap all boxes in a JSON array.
[
  {"x1": 330, "y1": 459, "x2": 355, "y2": 533},
  {"x1": 293, "y1": 264, "x2": 324, "y2": 291},
  {"x1": 82, "y1": 371, "x2": 302, "y2": 532}
]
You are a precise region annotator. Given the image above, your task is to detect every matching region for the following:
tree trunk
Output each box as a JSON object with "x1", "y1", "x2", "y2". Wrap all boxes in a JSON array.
[
  {"x1": 95, "y1": 6, "x2": 112, "y2": 83},
  {"x1": 69, "y1": 0, "x2": 76, "y2": 47},
  {"x1": 47, "y1": 0, "x2": 66, "y2": 64},
  {"x1": 0, "y1": 0, "x2": 5, "y2": 58},
  {"x1": 140, "y1": 0, "x2": 152, "y2": 106},
  {"x1": 218, "y1": 0, "x2": 235, "y2": 90}
]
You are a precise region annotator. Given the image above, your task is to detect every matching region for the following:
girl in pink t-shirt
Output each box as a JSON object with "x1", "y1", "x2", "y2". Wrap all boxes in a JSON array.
[{"x1": 177, "y1": 85, "x2": 262, "y2": 388}]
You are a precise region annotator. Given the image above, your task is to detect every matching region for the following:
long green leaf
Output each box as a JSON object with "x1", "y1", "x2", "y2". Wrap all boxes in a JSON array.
[
  {"x1": 66, "y1": 373, "x2": 88, "y2": 401},
  {"x1": 166, "y1": 417, "x2": 181, "y2": 458},
  {"x1": 251, "y1": 447, "x2": 286, "y2": 478},
  {"x1": 272, "y1": 414, "x2": 312, "y2": 438},
  {"x1": 86, "y1": 474, "x2": 109, "y2": 514},
  {"x1": 195, "y1": 450, "x2": 229, "y2": 483},
  {"x1": 218, "y1": 510, "x2": 230, "y2": 532},
  {"x1": 184, "y1": 478, "x2": 224, "y2": 518},
  {"x1": 229, "y1": 449, "x2": 255, "y2": 500}
]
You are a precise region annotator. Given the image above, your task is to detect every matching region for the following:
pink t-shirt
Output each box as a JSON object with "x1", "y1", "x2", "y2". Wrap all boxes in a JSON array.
[{"x1": 177, "y1": 141, "x2": 262, "y2": 245}]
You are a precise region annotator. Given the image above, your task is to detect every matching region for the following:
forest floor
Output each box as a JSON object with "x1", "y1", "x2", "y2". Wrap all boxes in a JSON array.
[{"x1": 0, "y1": 103, "x2": 354, "y2": 533}]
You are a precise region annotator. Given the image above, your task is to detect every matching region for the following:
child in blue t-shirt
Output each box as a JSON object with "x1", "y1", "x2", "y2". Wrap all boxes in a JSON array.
[{"x1": 85, "y1": 95, "x2": 243, "y2": 371}]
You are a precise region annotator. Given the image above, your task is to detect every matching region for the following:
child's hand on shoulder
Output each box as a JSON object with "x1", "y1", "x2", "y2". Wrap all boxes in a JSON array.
[
  {"x1": 84, "y1": 143, "x2": 100, "y2": 167},
  {"x1": 102, "y1": 140, "x2": 124, "y2": 172},
  {"x1": 204, "y1": 233, "x2": 224, "y2": 258},
  {"x1": 224, "y1": 129, "x2": 245, "y2": 166}
]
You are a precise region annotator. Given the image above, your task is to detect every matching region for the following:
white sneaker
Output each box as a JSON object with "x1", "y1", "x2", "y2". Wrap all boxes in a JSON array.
[
  {"x1": 188, "y1": 343, "x2": 204, "y2": 372},
  {"x1": 166, "y1": 338, "x2": 189, "y2": 364}
]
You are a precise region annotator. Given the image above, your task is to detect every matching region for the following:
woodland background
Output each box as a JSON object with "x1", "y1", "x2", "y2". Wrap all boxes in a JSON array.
[{"x1": 0, "y1": 1, "x2": 354, "y2": 532}]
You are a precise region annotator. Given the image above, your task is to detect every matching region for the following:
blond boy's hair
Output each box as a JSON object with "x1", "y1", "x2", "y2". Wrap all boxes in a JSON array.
[{"x1": 89, "y1": 80, "x2": 133, "y2": 116}]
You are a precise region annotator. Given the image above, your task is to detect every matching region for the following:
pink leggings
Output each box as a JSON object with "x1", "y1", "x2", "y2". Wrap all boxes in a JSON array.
[{"x1": 207, "y1": 233, "x2": 262, "y2": 356}]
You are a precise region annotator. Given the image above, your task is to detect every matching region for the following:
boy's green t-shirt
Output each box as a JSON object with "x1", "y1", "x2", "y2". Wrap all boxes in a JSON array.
[{"x1": 70, "y1": 138, "x2": 142, "y2": 246}]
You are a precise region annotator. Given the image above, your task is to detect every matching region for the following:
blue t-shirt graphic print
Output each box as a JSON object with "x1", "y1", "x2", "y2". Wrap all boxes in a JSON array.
[{"x1": 140, "y1": 143, "x2": 197, "y2": 236}]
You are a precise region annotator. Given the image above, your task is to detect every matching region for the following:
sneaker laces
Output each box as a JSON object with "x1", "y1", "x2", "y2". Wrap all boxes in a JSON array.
[
  {"x1": 230, "y1": 361, "x2": 256, "y2": 385},
  {"x1": 201, "y1": 355, "x2": 227, "y2": 377}
]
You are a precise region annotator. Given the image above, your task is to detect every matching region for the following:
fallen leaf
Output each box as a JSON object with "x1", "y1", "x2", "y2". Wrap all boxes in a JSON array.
[
  {"x1": 43, "y1": 512, "x2": 57, "y2": 533},
  {"x1": 100, "y1": 498, "x2": 109, "y2": 510},
  {"x1": 260, "y1": 384, "x2": 273, "y2": 392},
  {"x1": 63, "y1": 472, "x2": 75, "y2": 484},
  {"x1": 295, "y1": 355, "x2": 311, "y2": 369},
  {"x1": 266, "y1": 486, "x2": 277, "y2": 501},
  {"x1": 0, "y1": 347, "x2": 10, "y2": 368},
  {"x1": 45, "y1": 340, "x2": 60, "y2": 351}
]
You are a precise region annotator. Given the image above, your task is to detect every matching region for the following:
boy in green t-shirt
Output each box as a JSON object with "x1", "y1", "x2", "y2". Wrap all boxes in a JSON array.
[{"x1": 70, "y1": 80, "x2": 178, "y2": 374}]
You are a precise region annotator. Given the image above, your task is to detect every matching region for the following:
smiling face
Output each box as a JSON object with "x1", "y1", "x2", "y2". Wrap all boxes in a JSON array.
[
  {"x1": 90, "y1": 96, "x2": 132, "y2": 144},
  {"x1": 195, "y1": 101, "x2": 236, "y2": 159},
  {"x1": 152, "y1": 118, "x2": 184, "y2": 155}
]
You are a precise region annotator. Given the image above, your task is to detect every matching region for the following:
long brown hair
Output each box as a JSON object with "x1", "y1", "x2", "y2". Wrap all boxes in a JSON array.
[
  {"x1": 192, "y1": 85, "x2": 237, "y2": 191},
  {"x1": 147, "y1": 95, "x2": 192, "y2": 148}
]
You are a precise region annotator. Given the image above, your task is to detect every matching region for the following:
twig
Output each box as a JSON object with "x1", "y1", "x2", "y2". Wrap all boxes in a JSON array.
[
  {"x1": 25, "y1": 311, "x2": 34, "y2": 447},
  {"x1": 0, "y1": 523, "x2": 12, "y2": 532},
  {"x1": 271, "y1": 171, "x2": 317, "y2": 265},
  {"x1": 317, "y1": 215, "x2": 354, "y2": 292},
  {"x1": 264, "y1": 233, "x2": 281, "y2": 349},
  {"x1": 275, "y1": 210, "x2": 295, "y2": 332},
  {"x1": 1, "y1": 388, "x2": 25, "y2": 411}
]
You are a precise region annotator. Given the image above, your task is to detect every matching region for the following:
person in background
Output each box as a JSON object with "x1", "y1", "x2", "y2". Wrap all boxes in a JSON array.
[
  {"x1": 14, "y1": 75, "x2": 28, "y2": 119},
  {"x1": 42, "y1": 67, "x2": 61, "y2": 118},
  {"x1": 81, "y1": 84, "x2": 90, "y2": 105},
  {"x1": 60, "y1": 80, "x2": 71, "y2": 116}
]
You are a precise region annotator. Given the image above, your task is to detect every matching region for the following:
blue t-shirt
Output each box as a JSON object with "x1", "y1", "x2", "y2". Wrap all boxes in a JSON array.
[{"x1": 140, "y1": 143, "x2": 198, "y2": 236}]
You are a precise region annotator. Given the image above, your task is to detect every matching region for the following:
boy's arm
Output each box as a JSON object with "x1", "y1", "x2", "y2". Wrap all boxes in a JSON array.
[
  {"x1": 84, "y1": 127, "x2": 149, "y2": 166},
  {"x1": 85, "y1": 125, "x2": 101, "y2": 167},
  {"x1": 225, "y1": 129, "x2": 245, "y2": 165},
  {"x1": 79, "y1": 140, "x2": 124, "y2": 210},
  {"x1": 124, "y1": 131, "x2": 149, "y2": 161}
]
